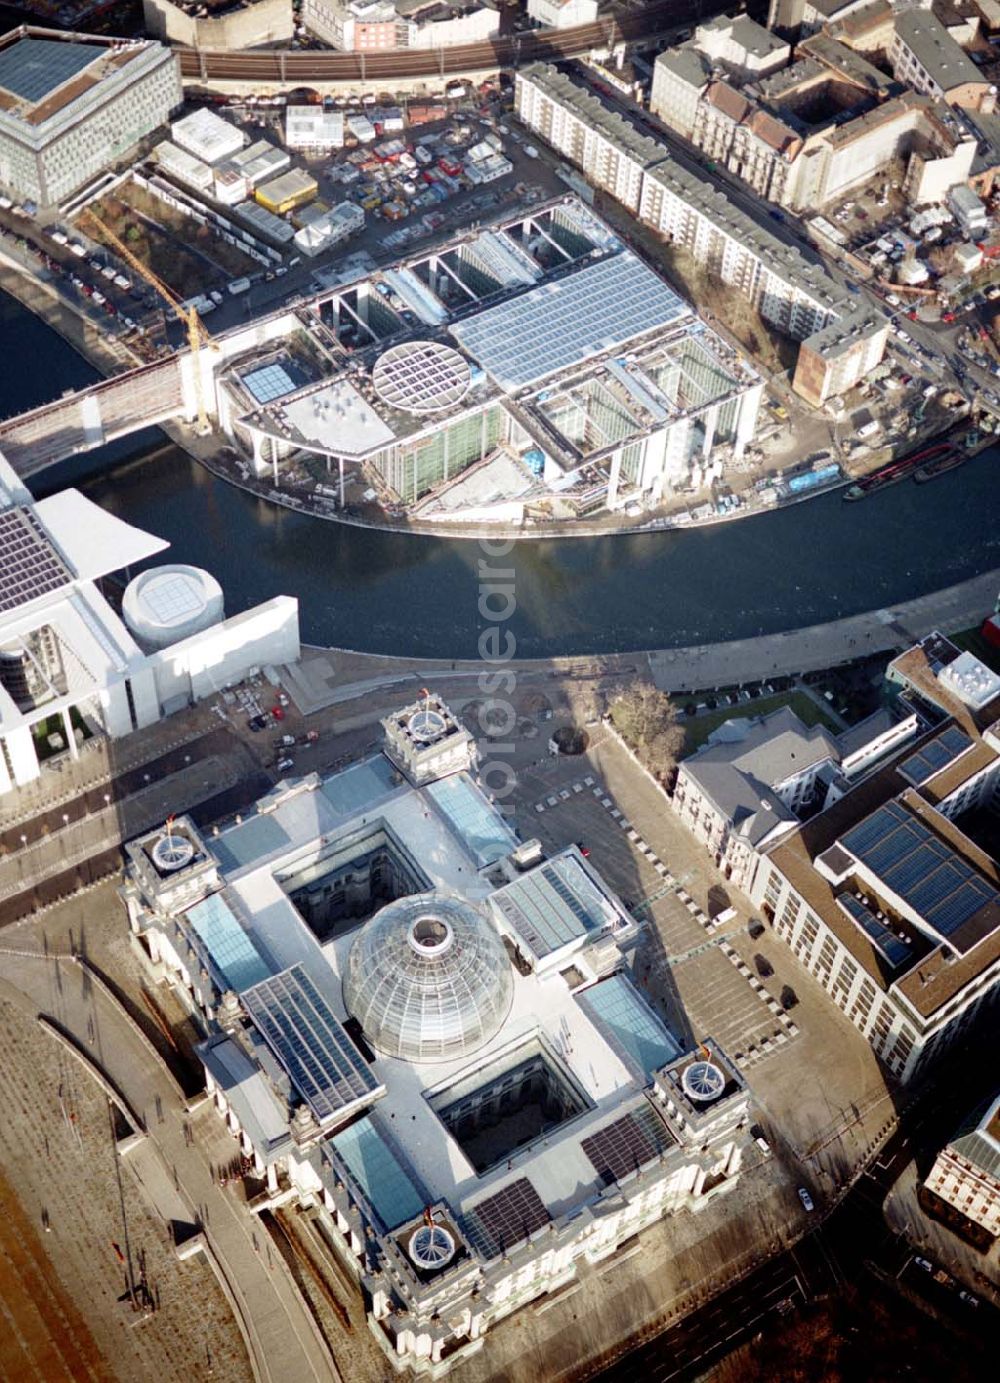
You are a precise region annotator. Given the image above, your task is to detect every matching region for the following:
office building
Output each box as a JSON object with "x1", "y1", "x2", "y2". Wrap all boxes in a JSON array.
[
  {"x1": 674, "y1": 704, "x2": 918, "y2": 892},
  {"x1": 171, "y1": 108, "x2": 246, "y2": 166},
  {"x1": 285, "y1": 106, "x2": 345, "y2": 151},
  {"x1": 123, "y1": 694, "x2": 755, "y2": 1377},
  {"x1": 748, "y1": 634, "x2": 1000, "y2": 1082},
  {"x1": 0, "y1": 450, "x2": 299, "y2": 798},
  {"x1": 0, "y1": 28, "x2": 181, "y2": 207},
  {"x1": 143, "y1": 0, "x2": 293, "y2": 50},
  {"x1": 215, "y1": 198, "x2": 763, "y2": 517}
]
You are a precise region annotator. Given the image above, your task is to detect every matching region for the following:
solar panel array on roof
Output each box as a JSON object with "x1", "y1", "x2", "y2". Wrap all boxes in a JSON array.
[
  {"x1": 840, "y1": 800, "x2": 1000, "y2": 950},
  {"x1": 462, "y1": 1178, "x2": 550, "y2": 1260},
  {"x1": 0, "y1": 38, "x2": 99, "y2": 104},
  {"x1": 897, "y1": 726, "x2": 972, "y2": 787},
  {"x1": 450, "y1": 252, "x2": 686, "y2": 391},
  {"x1": 330, "y1": 1115, "x2": 426, "y2": 1230},
  {"x1": 837, "y1": 893, "x2": 912, "y2": 970},
  {"x1": 492, "y1": 854, "x2": 613, "y2": 959},
  {"x1": 185, "y1": 892, "x2": 272, "y2": 994},
  {"x1": 242, "y1": 964, "x2": 380, "y2": 1122},
  {"x1": 0, "y1": 507, "x2": 70, "y2": 613},
  {"x1": 582, "y1": 1103, "x2": 673, "y2": 1185}
]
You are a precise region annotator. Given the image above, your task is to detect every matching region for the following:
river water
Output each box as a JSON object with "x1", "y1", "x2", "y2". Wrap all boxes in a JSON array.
[{"x1": 3, "y1": 290, "x2": 998, "y2": 658}]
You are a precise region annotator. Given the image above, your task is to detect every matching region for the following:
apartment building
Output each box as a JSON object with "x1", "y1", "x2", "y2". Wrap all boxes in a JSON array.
[
  {"x1": 923, "y1": 1093, "x2": 1000, "y2": 1242},
  {"x1": 653, "y1": 30, "x2": 973, "y2": 213},
  {"x1": 516, "y1": 64, "x2": 887, "y2": 405},
  {"x1": 891, "y1": 9, "x2": 996, "y2": 111},
  {"x1": 692, "y1": 14, "x2": 791, "y2": 79},
  {"x1": 527, "y1": 0, "x2": 599, "y2": 26},
  {"x1": 142, "y1": 0, "x2": 293, "y2": 49},
  {"x1": 302, "y1": 0, "x2": 497, "y2": 49},
  {"x1": 793, "y1": 307, "x2": 890, "y2": 405},
  {"x1": 0, "y1": 29, "x2": 181, "y2": 207},
  {"x1": 749, "y1": 634, "x2": 1000, "y2": 1083}
]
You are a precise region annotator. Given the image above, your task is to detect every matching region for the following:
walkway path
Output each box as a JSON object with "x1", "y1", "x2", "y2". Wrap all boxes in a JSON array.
[
  {"x1": 0, "y1": 948, "x2": 337, "y2": 1383},
  {"x1": 647, "y1": 568, "x2": 999, "y2": 693}
]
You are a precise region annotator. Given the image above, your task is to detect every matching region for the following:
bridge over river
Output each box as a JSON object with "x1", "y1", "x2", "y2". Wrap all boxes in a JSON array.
[{"x1": 0, "y1": 357, "x2": 189, "y2": 476}]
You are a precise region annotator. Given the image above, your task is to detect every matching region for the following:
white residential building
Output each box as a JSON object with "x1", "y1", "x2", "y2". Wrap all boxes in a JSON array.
[
  {"x1": 302, "y1": 0, "x2": 498, "y2": 49},
  {"x1": 527, "y1": 0, "x2": 599, "y2": 27},
  {"x1": 693, "y1": 14, "x2": 791, "y2": 79},
  {"x1": 0, "y1": 28, "x2": 181, "y2": 207}
]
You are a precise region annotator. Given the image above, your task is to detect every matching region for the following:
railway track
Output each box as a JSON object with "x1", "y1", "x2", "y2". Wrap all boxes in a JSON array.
[{"x1": 178, "y1": 2, "x2": 700, "y2": 85}]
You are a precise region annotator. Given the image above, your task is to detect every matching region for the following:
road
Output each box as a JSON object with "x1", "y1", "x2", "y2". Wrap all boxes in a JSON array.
[
  {"x1": 595, "y1": 1036, "x2": 1000, "y2": 1382},
  {"x1": 0, "y1": 947, "x2": 339, "y2": 1383},
  {"x1": 176, "y1": 3, "x2": 720, "y2": 87}
]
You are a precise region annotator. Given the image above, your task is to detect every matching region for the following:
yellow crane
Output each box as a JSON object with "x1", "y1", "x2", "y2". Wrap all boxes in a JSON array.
[{"x1": 77, "y1": 207, "x2": 213, "y2": 433}]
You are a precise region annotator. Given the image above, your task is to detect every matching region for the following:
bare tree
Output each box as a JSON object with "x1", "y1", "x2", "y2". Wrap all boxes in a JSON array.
[{"x1": 608, "y1": 684, "x2": 685, "y2": 779}]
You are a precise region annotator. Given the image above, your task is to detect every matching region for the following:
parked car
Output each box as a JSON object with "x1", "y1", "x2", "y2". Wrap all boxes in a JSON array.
[{"x1": 798, "y1": 1187, "x2": 814, "y2": 1212}]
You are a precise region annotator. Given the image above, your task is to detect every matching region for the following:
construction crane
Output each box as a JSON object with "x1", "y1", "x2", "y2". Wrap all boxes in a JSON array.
[{"x1": 77, "y1": 207, "x2": 212, "y2": 433}]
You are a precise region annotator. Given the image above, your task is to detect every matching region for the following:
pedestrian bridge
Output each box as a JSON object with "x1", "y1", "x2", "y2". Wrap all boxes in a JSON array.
[{"x1": 0, "y1": 356, "x2": 193, "y2": 477}]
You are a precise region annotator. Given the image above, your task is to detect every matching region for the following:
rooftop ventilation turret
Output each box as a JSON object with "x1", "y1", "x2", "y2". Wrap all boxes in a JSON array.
[
  {"x1": 681, "y1": 1059, "x2": 726, "y2": 1103},
  {"x1": 408, "y1": 1223, "x2": 456, "y2": 1271}
]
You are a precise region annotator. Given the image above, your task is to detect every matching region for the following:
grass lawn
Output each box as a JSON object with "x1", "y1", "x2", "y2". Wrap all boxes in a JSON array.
[
  {"x1": 31, "y1": 708, "x2": 93, "y2": 762},
  {"x1": 679, "y1": 690, "x2": 841, "y2": 754}
]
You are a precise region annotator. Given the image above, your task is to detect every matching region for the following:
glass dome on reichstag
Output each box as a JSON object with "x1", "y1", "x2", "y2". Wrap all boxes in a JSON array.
[{"x1": 342, "y1": 893, "x2": 513, "y2": 1063}]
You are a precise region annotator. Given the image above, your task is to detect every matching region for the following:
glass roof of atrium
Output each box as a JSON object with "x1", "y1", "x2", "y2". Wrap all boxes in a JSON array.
[
  {"x1": 491, "y1": 853, "x2": 616, "y2": 960},
  {"x1": 839, "y1": 800, "x2": 1000, "y2": 952},
  {"x1": 576, "y1": 974, "x2": 680, "y2": 1080},
  {"x1": 185, "y1": 892, "x2": 272, "y2": 993},
  {"x1": 319, "y1": 754, "x2": 401, "y2": 817},
  {"x1": 450, "y1": 252, "x2": 687, "y2": 391},
  {"x1": 343, "y1": 893, "x2": 514, "y2": 1063},
  {"x1": 425, "y1": 773, "x2": 517, "y2": 868},
  {"x1": 329, "y1": 1115, "x2": 427, "y2": 1230}
]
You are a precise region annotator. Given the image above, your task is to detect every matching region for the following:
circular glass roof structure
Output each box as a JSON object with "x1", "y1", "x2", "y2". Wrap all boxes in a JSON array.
[
  {"x1": 371, "y1": 341, "x2": 471, "y2": 415},
  {"x1": 681, "y1": 1060, "x2": 726, "y2": 1103},
  {"x1": 342, "y1": 893, "x2": 513, "y2": 1063}
]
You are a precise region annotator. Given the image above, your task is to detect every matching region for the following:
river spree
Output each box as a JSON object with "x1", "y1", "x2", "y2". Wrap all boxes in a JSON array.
[{"x1": 4, "y1": 290, "x2": 998, "y2": 658}]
